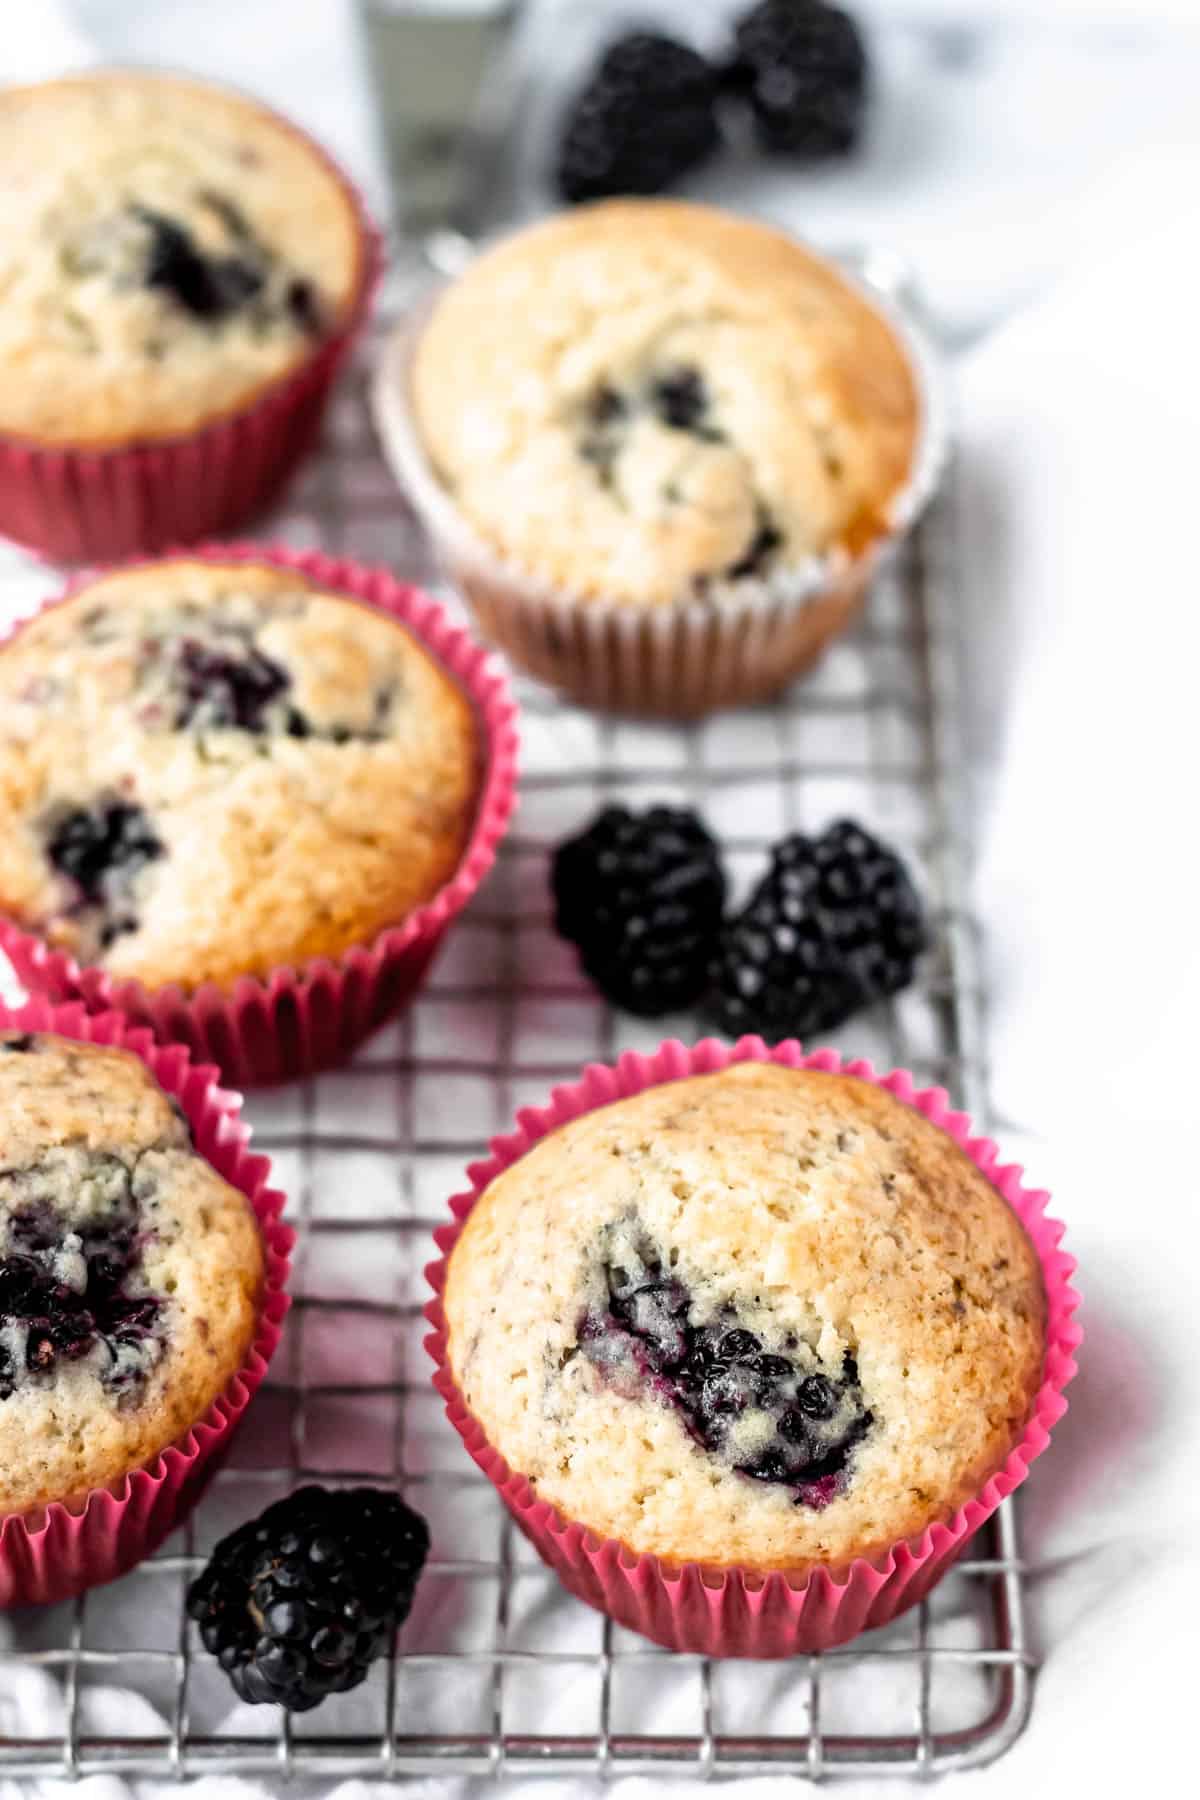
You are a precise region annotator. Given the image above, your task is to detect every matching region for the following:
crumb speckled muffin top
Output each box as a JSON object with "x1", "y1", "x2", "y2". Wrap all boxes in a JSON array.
[
  {"x1": 0, "y1": 560, "x2": 480, "y2": 991},
  {"x1": 411, "y1": 201, "x2": 919, "y2": 606},
  {"x1": 0, "y1": 1030, "x2": 263, "y2": 1517},
  {"x1": 444, "y1": 1064, "x2": 1045, "y2": 1571},
  {"x1": 0, "y1": 72, "x2": 364, "y2": 446}
]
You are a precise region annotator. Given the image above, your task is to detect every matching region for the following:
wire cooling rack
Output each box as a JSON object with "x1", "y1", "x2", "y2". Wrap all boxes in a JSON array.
[{"x1": 0, "y1": 281, "x2": 1034, "y2": 1782}]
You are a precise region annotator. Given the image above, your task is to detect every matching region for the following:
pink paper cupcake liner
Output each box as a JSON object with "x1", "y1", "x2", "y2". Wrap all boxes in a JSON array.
[
  {"x1": 0, "y1": 541, "x2": 520, "y2": 1087},
  {"x1": 0, "y1": 996, "x2": 292, "y2": 1609},
  {"x1": 425, "y1": 1036, "x2": 1081, "y2": 1658},
  {"x1": 0, "y1": 106, "x2": 381, "y2": 565}
]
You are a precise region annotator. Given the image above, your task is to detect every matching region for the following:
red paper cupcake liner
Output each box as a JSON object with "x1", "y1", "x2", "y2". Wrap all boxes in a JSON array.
[
  {"x1": 0, "y1": 112, "x2": 381, "y2": 564},
  {"x1": 0, "y1": 996, "x2": 292, "y2": 1609},
  {"x1": 425, "y1": 1036, "x2": 1081, "y2": 1658},
  {"x1": 0, "y1": 542, "x2": 520, "y2": 1086}
]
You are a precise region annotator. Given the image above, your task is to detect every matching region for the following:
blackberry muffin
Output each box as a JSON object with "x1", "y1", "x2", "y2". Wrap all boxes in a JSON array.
[
  {"x1": 0, "y1": 559, "x2": 480, "y2": 992},
  {"x1": 443, "y1": 1063, "x2": 1045, "y2": 1571},
  {"x1": 0, "y1": 72, "x2": 371, "y2": 558},
  {"x1": 0, "y1": 1028, "x2": 263, "y2": 1517},
  {"x1": 380, "y1": 200, "x2": 936, "y2": 713},
  {"x1": 0, "y1": 71, "x2": 364, "y2": 447}
]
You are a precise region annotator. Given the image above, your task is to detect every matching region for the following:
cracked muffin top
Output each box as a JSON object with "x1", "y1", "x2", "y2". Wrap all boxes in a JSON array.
[
  {"x1": 0, "y1": 1029, "x2": 263, "y2": 1516},
  {"x1": 410, "y1": 200, "x2": 920, "y2": 606},
  {"x1": 0, "y1": 560, "x2": 479, "y2": 991},
  {"x1": 0, "y1": 71, "x2": 364, "y2": 446},
  {"x1": 444, "y1": 1064, "x2": 1045, "y2": 1571}
]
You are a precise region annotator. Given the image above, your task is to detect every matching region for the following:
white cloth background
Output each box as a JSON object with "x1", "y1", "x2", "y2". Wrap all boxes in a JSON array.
[{"x1": 3, "y1": 1, "x2": 1199, "y2": 1794}]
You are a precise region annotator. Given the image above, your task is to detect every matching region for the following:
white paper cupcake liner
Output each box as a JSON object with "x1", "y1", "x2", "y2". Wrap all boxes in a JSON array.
[{"x1": 372, "y1": 244, "x2": 947, "y2": 718}]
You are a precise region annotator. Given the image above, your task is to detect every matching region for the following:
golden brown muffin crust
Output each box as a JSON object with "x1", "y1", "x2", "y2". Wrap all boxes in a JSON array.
[{"x1": 445, "y1": 1065, "x2": 1045, "y2": 1571}]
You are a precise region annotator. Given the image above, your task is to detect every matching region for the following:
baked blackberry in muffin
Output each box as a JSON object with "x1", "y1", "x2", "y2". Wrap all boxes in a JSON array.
[
  {"x1": 443, "y1": 1064, "x2": 1045, "y2": 1570},
  {"x1": 0, "y1": 71, "x2": 365, "y2": 448},
  {"x1": 0, "y1": 1029, "x2": 262, "y2": 1517},
  {"x1": 0, "y1": 560, "x2": 480, "y2": 991}
]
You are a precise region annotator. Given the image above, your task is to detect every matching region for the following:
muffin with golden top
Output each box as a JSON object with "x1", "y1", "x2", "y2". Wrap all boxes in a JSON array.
[
  {"x1": 378, "y1": 200, "x2": 941, "y2": 714},
  {"x1": 0, "y1": 1028, "x2": 264, "y2": 1518},
  {"x1": 0, "y1": 558, "x2": 480, "y2": 993},
  {"x1": 444, "y1": 1063, "x2": 1045, "y2": 1573},
  {"x1": 0, "y1": 70, "x2": 374, "y2": 557}
]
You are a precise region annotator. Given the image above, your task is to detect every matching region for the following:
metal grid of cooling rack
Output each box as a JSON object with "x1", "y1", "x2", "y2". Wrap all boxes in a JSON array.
[{"x1": 0, "y1": 287, "x2": 1034, "y2": 1782}]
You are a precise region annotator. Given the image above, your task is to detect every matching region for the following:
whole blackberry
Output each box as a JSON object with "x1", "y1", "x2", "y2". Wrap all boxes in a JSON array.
[
  {"x1": 187, "y1": 1486, "x2": 430, "y2": 1711},
  {"x1": 726, "y1": 1, "x2": 869, "y2": 158},
  {"x1": 553, "y1": 805, "x2": 726, "y2": 1016},
  {"x1": 556, "y1": 33, "x2": 721, "y2": 204},
  {"x1": 708, "y1": 819, "x2": 926, "y2": 1039}
]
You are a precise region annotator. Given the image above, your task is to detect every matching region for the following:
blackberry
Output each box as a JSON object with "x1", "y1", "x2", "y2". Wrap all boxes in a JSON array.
[
  {"x1": 0, "y1": 1198, "x2": 163, "y2": 1402},
  {"x1": 47, "y1": 802, "x2": 163, "y2": 904},
  {"x1": 187, "y1": 1486, "x2": 430, "y2": 1712},
  {"x1": 46, "y1": 799, "x2": 163, "y2": 949},
  {"x1": 708, "y1": 819, "x2": 926, "y2": 1039},
  {"x1": 556, "y1": 33, "x2": 721, "y2": 204},
  {"x1": 174, "y1": 640, "x2": 294, "y2": 733},
  {"x1": 552, "y1": 806, "x2": 726, "y2": 1016},
  {"x1": 136, "y1": 206, "x2": 265, "y2": 321},
  {"x1": 285, "y1": 277, "x2": 323, "y2": 337},
  {"x1": 725, "y1": 1, "x2": 869, "y2": 158},
  {"x1": 580, "y1": 1226, "x2": 872, "y2": 1506},
  {"x1": 725, "y1": 508, "x2": 783, "y2": 580},
  {"x1": 651, "y1": 367, "x2": 710, "y2": 433}
]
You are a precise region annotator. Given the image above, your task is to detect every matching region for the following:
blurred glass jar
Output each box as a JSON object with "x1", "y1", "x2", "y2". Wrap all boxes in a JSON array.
[{"x1": 357, "y1": 0, "x2": 523, "y2": 246}]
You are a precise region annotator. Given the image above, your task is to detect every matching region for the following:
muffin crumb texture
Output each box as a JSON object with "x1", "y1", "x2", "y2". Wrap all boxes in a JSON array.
[
  {"x1": 412, "y1": 201, "x2": 918, "y2": 604},
  {"x1": 0, "y1": 1030, "x2": 263, "y2": 1517},
  {"x1": 445, "y1": 1065, "x2": 1045, "y2": 1570},
  {"x1": 0, "y1": 561, "x2": 480, "y2": 991},
  {"x1": 0, "y1": 73, "x2": 362, "y2": 445}
]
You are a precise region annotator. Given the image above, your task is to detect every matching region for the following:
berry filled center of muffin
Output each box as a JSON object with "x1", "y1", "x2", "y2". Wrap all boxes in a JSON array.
[
  {"x1": 0, "y1": 1186, "x2": 164, "y2": 1404},
  {"x1": 60, "y1": 189, "x2": 325, "y2": 349},
  {"x1": 45, "y1": 799, "x2": 164, "y2": 950},
  {"x1": 576, "y1": 365, "x2": 785, "y2": 585},
  {"x1": 579, "y1": 364, "x2": 725, "y2": 470},
  {"x1": 97, "y1": 601, "x2": 397, "y2": 743},
  {"x1": 580, "y1": 1225, "x2": 873, "y2": 1506},
  {"x1": 173, "y1": 639, "x2": 295, "y2": 732}
]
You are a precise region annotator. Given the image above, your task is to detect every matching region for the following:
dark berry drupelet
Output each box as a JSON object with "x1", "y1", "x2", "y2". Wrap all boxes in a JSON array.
[
  {"x1": 187, "y1": 1486, "x2": 430, "y2": 1712},
  {"x1": 725, "y1": 1, "x2": 869, "y2": 158},
  {"x1": 708, "y1": 819, "x2": 926, "y2": 1039},
  {"x1": 553, "y1": 806, "x2": 726, "y2": 1016},
  {"x1": 556, "y1": 32, "x2": 722, "y2": 204}
]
